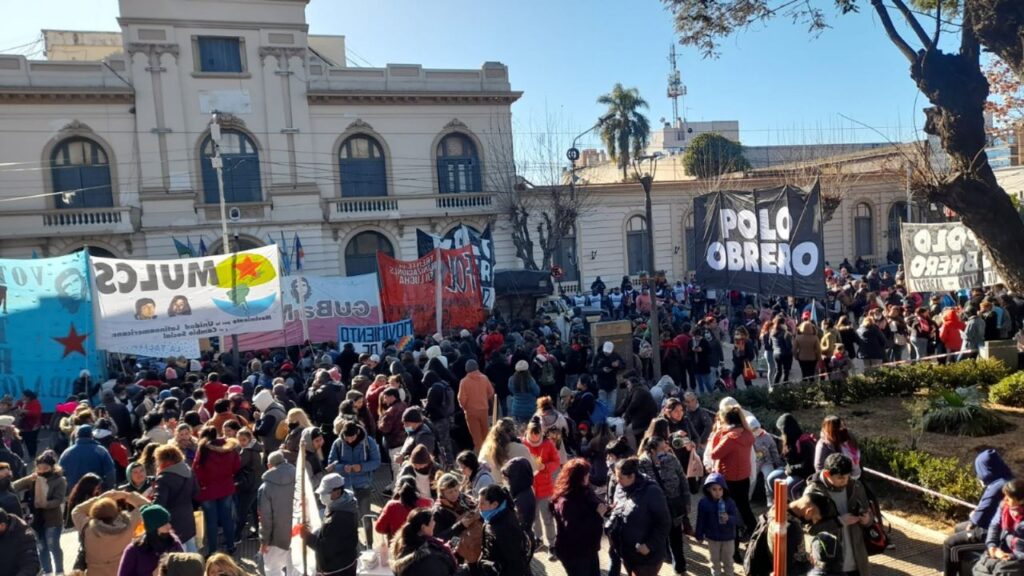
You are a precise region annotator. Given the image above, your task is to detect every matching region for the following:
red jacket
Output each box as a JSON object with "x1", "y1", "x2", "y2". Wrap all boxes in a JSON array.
[
  {"x1": 709, "y1": 427, "x2": 755, "y2": 482},
  {"x1": 375, "y1": 498, "x2": 433, "y2": 537},
  {"x1": 523, "y1": 437, "x2": 561, "y2": 499},
  {"x1": 204, "y1": 381, "x2": 229, "y2": 406},
  {"x1": 482, "y1": 332, "x2": 505, "y2": 360},
  {"x1": 940, "y1": 310, "x2": 964, "y2": 353},
  {"x1": 16, "y1": 399, "x2": 41, "y2": 431},
  {"x1": 192, "y1": 438, "x2": 241, "y2": 501}
]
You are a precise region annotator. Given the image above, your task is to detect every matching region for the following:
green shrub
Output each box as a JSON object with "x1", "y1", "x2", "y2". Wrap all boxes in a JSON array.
[
  {"x1": 860, "y1": 437, "x2": 982, "y2": 516},
  {"x1": 990, "y1": 371, "x2": 1024, "y2": 407},
  {"x1": 922, "y1": 387, "x2": 1012, "y2": 436}
]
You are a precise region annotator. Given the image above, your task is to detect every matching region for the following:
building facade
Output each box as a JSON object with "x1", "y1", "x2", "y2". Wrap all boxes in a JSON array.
[{"x1": 0, "y1": 0, "x2": 520, "y2": 277}]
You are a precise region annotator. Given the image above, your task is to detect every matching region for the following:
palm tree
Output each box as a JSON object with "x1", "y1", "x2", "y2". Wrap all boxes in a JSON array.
[{"x1": 597, "y1": 84, "x2": 651, "y2": 182}]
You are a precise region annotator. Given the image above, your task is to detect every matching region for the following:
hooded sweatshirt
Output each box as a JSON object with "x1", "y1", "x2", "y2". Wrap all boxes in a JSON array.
[
  {"x1": 502, "y1": 457, "x2": 537, "y2": 530},
  {"x1": 522, "y1": 434, "x2": 560, "y2": 499},
  {"x1": 152, "y1": 461, "x2": 197, "y2": 542},
  {"x1": 258, "y1": 463, "x2": 296, "y2": 550},
  {"x1": 326, "y1": 426, "x2": 381, "y2": 490},
  {"x1": 970, "y1": 449, "x2": 1014, "y2": 528},
  {"x1": 695, "y1": 473, "x2": 741, "y2": 542},
  {"x1": 192, "y1": 437, "x2": 241, "y2": 501}
]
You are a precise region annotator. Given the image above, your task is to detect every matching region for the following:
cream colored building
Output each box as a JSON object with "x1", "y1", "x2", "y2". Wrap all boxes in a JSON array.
[
  {"x1": 0, "y1": 0, "x2": 519, "y2": 277},
  {"x1": 524, "y1": 146, "x2": 939, "y2": 292}
]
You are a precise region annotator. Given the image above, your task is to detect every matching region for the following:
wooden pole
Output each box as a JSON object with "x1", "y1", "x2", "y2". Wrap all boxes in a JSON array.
[
  {"x1": 773, "y1": 478, "x2": 788, "y2": 576},
  {"x1": 491, "y1": 393, "x2": 499, "y2": 427},
  {"x1": 299, "y1": 440, "x2": 308, "y2": 576}
]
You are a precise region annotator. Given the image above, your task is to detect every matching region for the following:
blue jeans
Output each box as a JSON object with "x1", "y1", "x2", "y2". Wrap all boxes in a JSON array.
[
  {"x1": 38, "y1": 525, "x2": 63, "y2": 574},
  {"x1": 695, "y1": 372, "x2": 714, "y2": 394},
  {"x1": 202, "y1": 496, "x2": 236, "y2": 553},
  {"x1": 182, "y1": 537, "x2": 198, "y2": 554},
  {"x1": 598, "y1": 388, "x2": 617, "y2": 411}
]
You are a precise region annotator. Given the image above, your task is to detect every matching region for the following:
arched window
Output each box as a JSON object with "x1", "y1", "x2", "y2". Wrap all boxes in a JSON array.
[
  {"x1": 345, "y1": 231, "x2": 394, "y2": 276},
  {"x1": 339, "y1": 134, "x2": 386, "y2": 197},
  {"x1": 683, "y1": 212, "x2": 697, "y2": 272},
  {"x1": 436, "y1": 133, "x2": 481, "y2": 194},
  {"x1": 51, "y1": 137, "x2": 113, "y2": 208},
  {"x1": 201, "y1": 130, "x2": 261, "y2": 204},
  {"x1": 207, "y1": 235, "x2": 263, "y2": 255},
  {"x1": 68, "y1": 246, "x2": 116, "y2": 257},
  {"x1": 626, "y1": 215, "x2": 649, "y2": 275},
  {"x1": 854, "y1": 202, "x2": 874, "y2": 258}
]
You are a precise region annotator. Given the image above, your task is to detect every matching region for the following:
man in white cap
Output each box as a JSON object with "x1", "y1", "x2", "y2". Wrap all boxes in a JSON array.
[
  {"x1": 592, "y1": 341, "x2": 623, "y2": 409},
  {"x1": 300, "y1": 473, "x2": 359, "y2": 576}
]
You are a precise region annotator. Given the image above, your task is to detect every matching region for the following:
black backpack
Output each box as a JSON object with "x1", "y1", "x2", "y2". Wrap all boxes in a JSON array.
[{"x1": 743, "y1": 512, "x2": 774, "y2": 576}]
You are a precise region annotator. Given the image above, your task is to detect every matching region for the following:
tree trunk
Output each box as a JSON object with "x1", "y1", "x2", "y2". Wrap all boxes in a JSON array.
[
  {"x1": 910, "y1": 43, "x2": 1024, "y2": 291},
  {"x1": 967, "y1": 0, "x2": 1024, "y2": 78}
]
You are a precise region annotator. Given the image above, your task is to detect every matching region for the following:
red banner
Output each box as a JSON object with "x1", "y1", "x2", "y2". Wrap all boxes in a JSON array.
[{"x1": 377, "y1": 245, "x2": 484, "y2": 336}]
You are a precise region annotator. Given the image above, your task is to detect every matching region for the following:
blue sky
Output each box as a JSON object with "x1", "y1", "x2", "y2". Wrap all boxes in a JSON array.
[{"x1": 3, "y1": 0, "x2": 929, "y2": 151}]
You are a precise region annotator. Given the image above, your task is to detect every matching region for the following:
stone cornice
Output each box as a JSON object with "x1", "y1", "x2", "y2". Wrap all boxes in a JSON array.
[
  {"x1": 126, "y1": 42, "x2": 180, "y2": 57},
  {"x1": 0, "y1": 89, "x2": 134, "y2": 104},
  {"x1": 258, "y1": 46, "x2": 308, "y2": 61},
  {"x1": 307, "y1": 91, "x2": 522, "y2": 105}
]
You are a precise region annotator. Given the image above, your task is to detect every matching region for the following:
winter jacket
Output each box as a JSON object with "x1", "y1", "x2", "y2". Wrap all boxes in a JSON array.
[
  {"x1": 59, "y1": 437, "x2": 116, "y2": 489},
  {"x1": 502, "y1": 457, "x2": 537, "y2": 531},
  {"x1": 649, "y1": 376, "x2": 680, "y2": 407},
  {"x1": 794, "y1": 332, "x2": 822, "y2": 363},
  {"x1": 551, "y1": 488, "x2": 604, "y2": 560},
  {"x1": 971, "y1": 449, "x2": 1014, "y2": 529},
  {"x1": 12, "y1": 471, "x2": 66, "y2": 528},
  {"x1": 0, "y1": 446, "x2": 24, "y2": 480},
  {"x1": 695, "y1": 474, "x2": 741, "y2": 542},
  {"x1": 392, "y1": 537, "x2": 458, "y2": 576},
  {"x1": 0, "y1": 514, "x2": 39, "y2": 576},
  {"x1": 963, "y1": 316, "x2": 986, "y2": 351},
  {"x1": 116, "y1": 534, "x2": 183, "y2": 576},
  {"x1": 474, "y1": 504, "x2": 530, "y2": 576},
  {"x1": 855, "y1": 324, "x2": 888, "y2": 361},
  {"x1": 522, "y1": 436, "x2": 560, "y2": 499},
  {"x1": 192, "y1": 437, "x2": 241, "y2": 501},
  {"x1": 508, "y1": 376, "x2": 539, "y2": 422},
  {"x1": 253, "y1": 400, "x2": 287, "y2": 455},
  {"x1": 458, "y1": 371, "x2": 495, "y2": 414},
  {"x1": 399, "y1": 422, "x2": 436, "y2": 462},
  {"x1": 592, "y1": 351, "x2": 623, "y2": 392},
  {"x1": 152, "y1": 461, "x2": 197, "y2": 543},
  {"x1": 71, "y1": 492, "x2": 148, "y2": 576},
  {"x1": 378, "y1": 400, "x2": 408, "y2": 450},
  {"x1": 326, "y1": 427, "x2": 381, "y2": 490},
  {"x1": 375, "y1": 497, "x2": 433, "y2": 538},
  {"x1": 687, "y1": 406, "x2": 713, "y2": 445},
  {"x1": 753, "y1": 430, "x2": 784, "y2": 470},
  {"x1": 617, "y1": 384, "x2": 659, "y2": 434},
  {"x1": 258, "y1": 462, "x2": 295, "y2": 550},
  {"x1": 303, "y1": 490, "x2": 360, "y2": 573},
  {"x1": 986, "y1": 500, "x2": 1024, "y2": 559},
  {"x1": 639, "y1": 451, "x2": 689, "y2": 523},
  {"x1": 940, "y1": 311, "x2": 965, "y2": 353},
  {"x1": 236, "y1": 442, "x2": 266, "y2": 495},
  {"x1": 606, "y1": 474, "x2": 671, "y2": 567},
  {"x1": 804, "y1": 472, "x2": 872, "y2": 576},
  {"x1": 709, "y1": 426, "x2": 755, "y2": 482}
]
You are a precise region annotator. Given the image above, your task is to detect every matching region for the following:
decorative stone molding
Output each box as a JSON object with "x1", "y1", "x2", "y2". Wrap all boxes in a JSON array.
[
  {"x1": 307, "y1": 92, "x2": 522, "y2": 106},
  {"x1": 444, "y1": 118, "x2": 468, "y2": 130},
  {"x1": 344, "y1": 119, "x2": 374, "y2": 132},
  {"x1": 259, "y1": 46, "x2": 307, "y2": 64},
  {"x1": 126, "y1": 42, "x2": 180, "y2": 58},
  {"x1": 58, "y1": 120, "x2": 94, "y2": 134},
  {"x1": 213, "y1": 112, "x2": 247, "y2": 130}
]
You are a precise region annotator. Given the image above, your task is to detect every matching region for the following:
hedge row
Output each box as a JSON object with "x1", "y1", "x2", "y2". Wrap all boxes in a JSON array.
[
  {"x1": 860, "y1": 437, "x2": 982, "y2": 516},
  {"x1": 990, "y1": 371, "x2": 1024, "y2": 408}
]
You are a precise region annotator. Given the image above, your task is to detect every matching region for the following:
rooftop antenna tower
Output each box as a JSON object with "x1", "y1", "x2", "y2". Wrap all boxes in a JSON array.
[{"x1": 667, "y1": 44, "x2": 686, "y2": 128}]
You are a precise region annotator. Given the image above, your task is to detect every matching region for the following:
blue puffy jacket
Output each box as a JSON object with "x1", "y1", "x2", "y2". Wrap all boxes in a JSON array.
[
  {"x1": 326, "y1": 427, "x2": 381, "y2": 490},
  {"x1": 970, "y1": 449, "x2": 1013, "y2": 528},
  {"x1": 58, "y1": 437, "x2": 115, "y2": 489},
  {"x1": 695, "y1": 473, "x2": 741, "y2": 543}
]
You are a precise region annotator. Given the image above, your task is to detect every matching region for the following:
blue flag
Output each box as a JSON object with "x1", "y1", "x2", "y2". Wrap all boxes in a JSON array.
[
  {"x1": 172, "y1": 238, "x2": 193, "y2": 258},
  {"x1": 199, "y1": 238, "x2": 208, "y2": 257}
]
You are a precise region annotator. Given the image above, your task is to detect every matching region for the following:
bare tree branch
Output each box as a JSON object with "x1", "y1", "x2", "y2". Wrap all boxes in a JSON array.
[
  {"x1": 890, "y1": 0, "x2": 933, "y2": 48},
  {"x1": 932, "y1": 0, "x2": 941, "y2": 47},
  {"x1": 870, "y1": 0, "x2": 919, "y2": 62}
]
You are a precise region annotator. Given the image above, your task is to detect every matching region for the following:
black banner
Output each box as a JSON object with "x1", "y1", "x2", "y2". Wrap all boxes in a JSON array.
[
  {"x1": 694, "y1": 183, "x2": 824, "y2": 298},
  {"x1": 416, "y1": 224, "x2": 494, "y2": 309}
]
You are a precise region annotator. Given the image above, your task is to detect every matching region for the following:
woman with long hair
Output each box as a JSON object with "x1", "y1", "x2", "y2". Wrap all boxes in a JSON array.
[
  {"x1": 390, "y1": 508, "x2": 457, "y2": 576},
  {"x1": 522, "y1": 418, "x2": 561, "y2": 556},
  {"x1": 375, "y1": 476, "x2": 432, "y2": 541},
  {"x1": 476, "y1": 484, "x2": 530, "y2": 575},
  {"x1": 731, "y1": 326, "x2": 756, "y2": 388},
  {"x1": 191, "y1": 425, "x2": 241, "y2": 555},
  {"x1": 770, "y1": 316, "x2": 794, "y2": 385},
  {"x1": 708, "y1": 406, "x2": 757, "y2": 538},
  {"x1": 456, "y1": 450, "x2": 494, "y2": 494},
  {"x1": 550, "y1": 458, "x2": 605, "y2": 576},
  {"x1": 281, "y1": 408, "x2": 312, "y2": 464},
  {"x1": 767, "y1": 413, "x2": 817, "y2": 492},
  {"x1": 479, "y1": 418, "x2": 536, "y2": 476},
  {"x1": 65, "y1": 472, "x2": 103, "y2": 528},
  {"x1": 759, "y1": 319, "x2": 777, "y2": 384},
  {"x1": 815, "y1": 415, "x2": 861, "y2": 479},
  {"x1": 432, "y1": 472, "x2": 482, "y2": 563}
]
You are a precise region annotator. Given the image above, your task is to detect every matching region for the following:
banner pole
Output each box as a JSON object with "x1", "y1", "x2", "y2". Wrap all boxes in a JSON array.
[
  {"x1": 773, "y1": 479, "x2": 788, "y2": 576},
  {"x1": 435, "y1": 247, "x2": 443, "y2": 336}
]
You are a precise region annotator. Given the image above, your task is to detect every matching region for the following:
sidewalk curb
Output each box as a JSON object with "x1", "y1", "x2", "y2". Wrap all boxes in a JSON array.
[{"x1": 884, "y1": 509, "x2": 949, "y2": 544}]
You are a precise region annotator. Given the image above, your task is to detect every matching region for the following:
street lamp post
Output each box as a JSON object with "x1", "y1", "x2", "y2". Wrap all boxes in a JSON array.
[
  {"x1": 564, "y1": 113, "x2": 614, "y2": 289},
  {"x1": 636, "y1": 154, "x2": 662, "y2": 381},
  {"x1": 210, "y1": 112, "x2": 241, "y2": 380}
]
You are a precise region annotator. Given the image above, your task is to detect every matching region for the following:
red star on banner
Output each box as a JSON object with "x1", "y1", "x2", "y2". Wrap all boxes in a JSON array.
[
  {"x1": 235, "y1": 256, "x2": 261, "y2": 281},
  {"x1": 53, "y1": 323, "x2": 89, "y2": 358}
]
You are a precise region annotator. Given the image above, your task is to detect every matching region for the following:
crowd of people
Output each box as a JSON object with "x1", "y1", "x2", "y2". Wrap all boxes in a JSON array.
[{"x1": 0, "y1": 264, "x2": 1019, "y2": 576}]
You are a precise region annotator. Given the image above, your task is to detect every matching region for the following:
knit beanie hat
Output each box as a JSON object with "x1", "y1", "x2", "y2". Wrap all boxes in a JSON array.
[
  {"x1": 410, "y1": 444, "x2": 432, "y2": 467},
  {"x1": 141, "y1": 504, "x2": 171, "y2": 533}
]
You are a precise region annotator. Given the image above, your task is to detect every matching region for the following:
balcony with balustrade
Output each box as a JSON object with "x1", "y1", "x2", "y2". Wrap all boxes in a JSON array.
[
  {"x1": 0, "y1": 206, "x2": 140, "y2": 239},
  {"x1": 320, "y1": 192, "x2": 498, "y2": 223}
]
